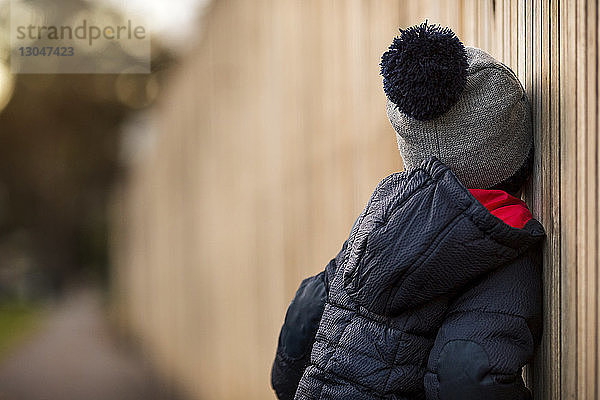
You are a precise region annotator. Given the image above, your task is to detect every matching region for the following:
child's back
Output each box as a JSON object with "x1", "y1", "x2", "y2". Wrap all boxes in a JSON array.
[{"x1": 272, "y1": 22, "x2": 544, "y2": 400}]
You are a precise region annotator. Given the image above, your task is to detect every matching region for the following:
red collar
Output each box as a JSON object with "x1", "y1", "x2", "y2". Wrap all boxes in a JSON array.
[{"x1": 468, "y1": 189, "x2": 532, "y2": 229}]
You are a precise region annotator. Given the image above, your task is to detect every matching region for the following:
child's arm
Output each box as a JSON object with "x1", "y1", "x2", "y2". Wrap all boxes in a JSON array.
[
  {"x1": 424, "y1": 247, "x2": 542, "y2": 400},
  {"x1": 271, "y1": 241, "x2": 347, "y2": 400}
]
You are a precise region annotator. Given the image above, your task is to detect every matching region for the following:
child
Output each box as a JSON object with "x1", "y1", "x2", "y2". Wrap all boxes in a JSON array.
[{"x1": 271, "y1": 22, "x2": 544, "y2": 400}]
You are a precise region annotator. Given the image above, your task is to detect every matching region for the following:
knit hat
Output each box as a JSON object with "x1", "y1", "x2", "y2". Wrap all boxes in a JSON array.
[{"x1": 381, "y1": 22, "x2": 533, "y2": 190}]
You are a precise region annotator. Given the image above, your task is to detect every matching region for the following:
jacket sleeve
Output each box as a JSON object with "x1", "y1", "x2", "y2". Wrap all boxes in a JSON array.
[
  {"x1": 424, "y1": 246, "x2": 543, "y2": 400},
  {"x1": 270, "y1": 241, "x2": 347, "y2": 400}
]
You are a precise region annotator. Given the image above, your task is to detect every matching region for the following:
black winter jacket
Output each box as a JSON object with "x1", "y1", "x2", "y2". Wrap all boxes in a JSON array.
[{"x1": 271, "y1": 158, "x2": 545, "y2": 400}]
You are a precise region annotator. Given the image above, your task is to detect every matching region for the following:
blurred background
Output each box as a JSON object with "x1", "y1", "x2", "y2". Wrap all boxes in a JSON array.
[{"x1": 0, "y1": 0, "x2": 586, "y2": 399}]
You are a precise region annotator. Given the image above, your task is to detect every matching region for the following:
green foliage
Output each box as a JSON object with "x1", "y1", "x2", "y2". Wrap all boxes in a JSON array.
[{"x1": 0, "y1": 301, "x2": 41, "y2": 360}]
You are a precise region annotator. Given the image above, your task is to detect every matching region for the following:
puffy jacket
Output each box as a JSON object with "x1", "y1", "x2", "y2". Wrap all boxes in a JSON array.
[{"x1": 271, "y1": 157, "x2": 545, "y2": 400}]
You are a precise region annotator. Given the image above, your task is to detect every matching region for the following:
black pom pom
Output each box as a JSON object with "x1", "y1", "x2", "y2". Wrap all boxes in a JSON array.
[{"x1": 380, "y1": 21, "x2": 468, "y2": 121}]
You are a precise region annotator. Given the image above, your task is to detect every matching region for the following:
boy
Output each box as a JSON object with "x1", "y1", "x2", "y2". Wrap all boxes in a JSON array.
[{"x1": 271, "y1": 22, "x2": 544, "y2": 400}]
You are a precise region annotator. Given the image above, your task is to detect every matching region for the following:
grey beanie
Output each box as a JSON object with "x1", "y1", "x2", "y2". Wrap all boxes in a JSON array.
[{"x1": 381, "y1": 22, "x2": 533, "y2": 190}]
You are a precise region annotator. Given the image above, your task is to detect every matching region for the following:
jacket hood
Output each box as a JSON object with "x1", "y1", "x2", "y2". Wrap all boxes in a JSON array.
[{"x1": 342, "y1": 157, "x2": 545, "y2": 317}]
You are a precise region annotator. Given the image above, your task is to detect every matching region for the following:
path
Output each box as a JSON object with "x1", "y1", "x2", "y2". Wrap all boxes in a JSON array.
[{"x1": 0, "y1": 288, "x2": 180, "y2": 400}]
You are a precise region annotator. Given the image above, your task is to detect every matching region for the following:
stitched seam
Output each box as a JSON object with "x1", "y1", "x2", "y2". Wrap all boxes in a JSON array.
[
  {"x1": 312, "y1": 304, "x2": 428, "y2": 398},
  {"x1": 326, "y1": 300, "x2": 409, "y2": 331},
  {"x1": 307, "y1": 362, "x2": 422, "y2": 400},
  {"x1": 317, "y1": 337, "x2": 426, "y2": 368}
]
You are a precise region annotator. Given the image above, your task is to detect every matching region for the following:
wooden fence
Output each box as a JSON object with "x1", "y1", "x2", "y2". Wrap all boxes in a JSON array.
[{"x1": 110, "y1": 1, "x2": 597, "y2": 398}]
